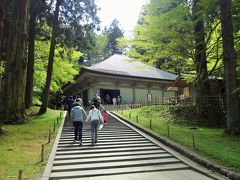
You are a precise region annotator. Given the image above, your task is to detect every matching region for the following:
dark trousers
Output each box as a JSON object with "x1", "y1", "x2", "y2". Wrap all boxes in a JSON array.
[{"x1": 73, "y1": 121, "x2": 83, "y2": 141}]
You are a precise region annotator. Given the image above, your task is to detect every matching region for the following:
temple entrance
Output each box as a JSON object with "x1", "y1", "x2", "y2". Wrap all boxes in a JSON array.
[{"x1": 100, "y1": 89, "x2": 120, "y2": 104}]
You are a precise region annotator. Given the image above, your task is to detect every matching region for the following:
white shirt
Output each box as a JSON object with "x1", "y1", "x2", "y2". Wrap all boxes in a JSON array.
[{"x1": 88, "y1": 109, "x2": 103, "y2": 123}]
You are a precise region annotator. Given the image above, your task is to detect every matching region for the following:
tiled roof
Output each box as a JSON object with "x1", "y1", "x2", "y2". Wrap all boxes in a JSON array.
[{"x1": 85, "y1": 54, "x2": 178, "y2": 81}]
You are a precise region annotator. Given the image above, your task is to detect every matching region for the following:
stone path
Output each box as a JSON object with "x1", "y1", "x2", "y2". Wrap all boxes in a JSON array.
[{"x1": 42, "y1": 112, "x2": 226, "y2": 180}]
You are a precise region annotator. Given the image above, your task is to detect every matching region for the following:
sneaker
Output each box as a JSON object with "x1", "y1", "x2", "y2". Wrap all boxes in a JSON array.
[
  {"x1": 94, "y1": 140, "x2": 97, "y2": 143},
  {"x1": 79, "y1": 141, "x2": 83, "y2": 146},
  {"x1": 91, "y1": 140, "x2": 94, "y2": 146}
]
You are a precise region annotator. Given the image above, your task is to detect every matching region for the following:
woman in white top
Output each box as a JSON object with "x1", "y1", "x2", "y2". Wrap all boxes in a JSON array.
[{"x1": 88, "y1": 105, "x2": 104, "y2": 145}]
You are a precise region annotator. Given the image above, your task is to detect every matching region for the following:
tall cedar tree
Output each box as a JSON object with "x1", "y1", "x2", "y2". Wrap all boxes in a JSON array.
[
  {"x1": 108, "y1": 19, "x2": 124, "y2": 54},
  {"x1": 0, "y1": 0, "x2": 3, "y2": 51},
  {"x1": 38, "y1": 0, "x2": 61, "y2": 114},
  {"x1": 0, "y1": 0, "x2": 29, "y2": 123},
  {"x1": 192, "y1": 0, "x2": 208, "y2": 115},
  {"x1": 0, "y1": 0, "x2": 4, "y2": 133},
  {"x1": 25, "y1": 0, "x2": 37, "y2": 109},
  {"x1": 220, "y1": 0, "x2": 240, "y2": 135}
]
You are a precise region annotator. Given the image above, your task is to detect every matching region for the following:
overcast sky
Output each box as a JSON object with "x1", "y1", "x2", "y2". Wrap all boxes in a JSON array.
[{"x1": 96, "y1": 0, "x2": 148, "y2": 37}]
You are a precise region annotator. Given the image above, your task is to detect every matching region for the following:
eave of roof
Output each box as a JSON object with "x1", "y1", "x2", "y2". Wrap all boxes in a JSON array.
[
  {"x1": 82, "y1": 68, "x2": 176, "y2": 82},
  {"x1": 85, "y1": 54, "x2": 178, "y2": 81}
]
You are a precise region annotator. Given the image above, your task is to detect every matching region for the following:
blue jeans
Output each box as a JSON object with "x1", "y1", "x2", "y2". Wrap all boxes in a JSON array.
[
  {"x1": 91, "y1": 120, "x2": 99, "y2": 141},
  {"x1": 73, "y1": 121, "x2": 83, "y2": 141}
]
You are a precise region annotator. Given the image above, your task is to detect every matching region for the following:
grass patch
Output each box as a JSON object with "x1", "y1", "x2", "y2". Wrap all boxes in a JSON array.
[
  {"x1": 115, "y1": 105, "x2": 240, "y2": 172},
  {"x1": 0, "y1": 107, "x2": 64, "y2": 179}
]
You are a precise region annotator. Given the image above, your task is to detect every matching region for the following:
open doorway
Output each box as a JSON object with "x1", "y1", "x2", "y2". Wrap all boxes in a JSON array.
[{"x1": 100, "y1": 89, "x2": 120, "y2": 104}]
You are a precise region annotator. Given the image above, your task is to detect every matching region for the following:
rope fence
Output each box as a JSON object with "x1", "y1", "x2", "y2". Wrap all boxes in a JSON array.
[
  {"x1": 120, "y1": 110, "x2": 203, "y2": 151},
  {"x1": 14, "y1": 110, "x2": 64, "y2": 179}
]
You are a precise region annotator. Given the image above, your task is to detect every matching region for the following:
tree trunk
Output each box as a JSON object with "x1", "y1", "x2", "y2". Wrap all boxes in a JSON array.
[
  {"x1": 0, "y1": 0, "x2": 3, "y2": 50},
  {"x1": 0, "y1": 0, "x2": 29, "y2": 123},
  {"x1": 192, "y1": 0, "x2": 208, "y2": 115},
  {"x1": 38, "y1": 0, "x2": 61, "y2": 114},
  {"x1": 25, "y1": 0, "x2": 37, "y2": 109},
  {"x1": 0, "y1": 1, "x2": 5, "y2": 112},
  {"x1": 220, "y1": 0, "x2": 240, "y2": 135},
  {"x1": 0, "y1": 1, "x2": 4, "y2": 106}
]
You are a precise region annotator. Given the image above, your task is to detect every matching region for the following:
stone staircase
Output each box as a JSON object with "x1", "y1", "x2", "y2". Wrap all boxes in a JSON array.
[{"x1": 46, "y1": 113, "x2": 219, "y2": 180}]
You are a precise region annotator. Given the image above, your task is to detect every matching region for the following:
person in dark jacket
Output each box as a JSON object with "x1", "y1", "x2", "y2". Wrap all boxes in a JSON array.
[{"x1": 66, "y1": 96, "x2": 74, "y2": 116}]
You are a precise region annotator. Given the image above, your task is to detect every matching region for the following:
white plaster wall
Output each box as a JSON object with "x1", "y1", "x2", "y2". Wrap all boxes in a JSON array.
[
  {"x1": 150, "y1": 89, "x2": 162, "y2": 98},
  {"x1": 120, "y1": 87, "x2": 133, "y2": 103},
  {"x1": 88, "y1": 87, "x2": 97, "y2": 101},
  {"x1": 135, "y1": 89, "x2": 148, "y2": 102}
]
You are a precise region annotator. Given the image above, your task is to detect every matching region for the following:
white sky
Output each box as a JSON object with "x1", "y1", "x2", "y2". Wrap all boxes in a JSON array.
[{"x1": 96, "y1": 0, "x2": 148, "y2": 37}]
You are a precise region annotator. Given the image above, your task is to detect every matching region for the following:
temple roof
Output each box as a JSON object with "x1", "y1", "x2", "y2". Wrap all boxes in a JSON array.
[{"x1": 85, "y1": 54, "x2": 178, "y2": 81}]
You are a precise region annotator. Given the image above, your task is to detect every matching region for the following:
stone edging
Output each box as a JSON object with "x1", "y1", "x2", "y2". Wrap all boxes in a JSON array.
[
  {"x1": 41, "y1": 111, "x2": 66, "y2": 180},
  {"x1": 111, "y1": 112, "x2": 240, "y2": 180}
]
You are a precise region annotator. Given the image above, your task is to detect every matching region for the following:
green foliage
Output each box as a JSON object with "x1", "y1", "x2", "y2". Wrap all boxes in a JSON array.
[
  {"x1": 58, "y1": 0, "x2": 100, "y2": 51},
  {"x1": 0, "y1": 65, "x2": 4, "y2": 74},
  {"x1": 122, "y1": 0, "x2": 239, "y2": 80},
  {"x1": 84, "y1": 20, "x2": 124, "y2": 65},
  {"x1": 34, "y1": 40, "x2": 81, "y2": 103},
  {"x1": 85, "y1": 32, "x2": 110, "y2": 65},
  {"x1": 124, "y1": 0, "x2": 195, "y2": 74}
]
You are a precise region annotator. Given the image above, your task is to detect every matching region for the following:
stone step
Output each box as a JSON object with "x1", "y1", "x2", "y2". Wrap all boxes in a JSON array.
[
  {"x1": 62, "y1": 126, "x2": 131, "y2": 130},
  {"x1": 49, "y1": 163, "x2": 189, "y2": 179},
  {"x1": 59, "y1": 136, "x2": 145, "y2": 141},
  {"x1": 54, "y1": 150, "x2": 167, "y2": 160},
  {"x1": 51, "y1": 158, "x2": 182, "y2": 172},
  {"x1": 53, "y1": 153, "x2": 174, "y2": 166},
  {"x1": 55, "y1": 146, "x2": 161, "y2": 155},
  {"x1": 58, "y1": 138, "x2": 149, "y2": 146},
  {"x1": 60, "y1": 133, "x2": 142, "y2": 138},
  {"x1": 56, "y1": 144, "x2": 160, "y2": 152},
  {"x1": 57, "y1": 139, "x2": 150, "y2": 146},
  {"x1": 57, "y1": 142, "x2": 156, "y2": 150},
  {"x1": 61, "y1": 131, "x2": 138, "y2": 135},
  {"x1": 59, "y1": 135, "x2": 142, "y2": 140}
]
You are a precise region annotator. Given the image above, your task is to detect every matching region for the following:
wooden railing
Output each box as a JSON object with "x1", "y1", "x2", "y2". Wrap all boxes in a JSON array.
[{"x1": 101, "y1": 96, "x2": 225, "y2": 111}]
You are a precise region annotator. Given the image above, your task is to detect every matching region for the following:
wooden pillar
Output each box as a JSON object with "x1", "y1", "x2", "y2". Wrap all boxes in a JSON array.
[
  {"x1": 162, "y1": 89, "x2": 165, "y2": 104},
  {"x1": 132, "y1": 86, "x2": 136, "y2": 104}
]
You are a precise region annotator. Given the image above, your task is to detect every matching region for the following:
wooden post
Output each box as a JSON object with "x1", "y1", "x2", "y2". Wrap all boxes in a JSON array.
[
  {"x1": 167, "y1": 125, "x2": 170, "y2": 137},
  {"x1": 18, "y1": 170, "x2": 23, "y2": 180},
  {"x1": 56, "y1": 117, "x2": 59, "y2": 124},
  {"x1": 60, "y1": 111, "x2": 62, "y2": 118},
  {"x1": 53, "y1": 122, "x2": 56, "y2": 132},
  {"x1": 136, "y1": 115, "x2": 138, "y2": 123},
  {"x1": 41, "y1": 144, "x2": 44, "y2": 162},
  {"x1": 150, "y1": 119, "x2": 152, "y2": 129},
  {"x1": 48, "y1": 129, "x2": 51, "y2": 143},
  {"x1": 192, "y1": 132, "x2": 196, "y2": 149}
]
